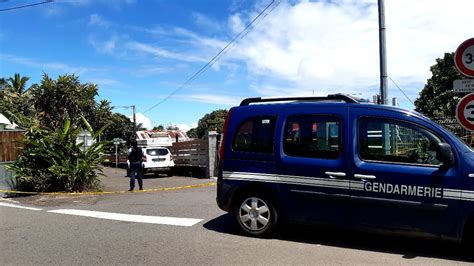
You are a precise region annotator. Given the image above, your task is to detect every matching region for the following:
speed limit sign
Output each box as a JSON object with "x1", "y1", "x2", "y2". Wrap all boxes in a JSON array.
[
  {"x1": 455, "y1": 38, "x2": 474, "y2": 78},
  {"x1": 456, "y1": 93, "x2": 474, "y2": 131}
]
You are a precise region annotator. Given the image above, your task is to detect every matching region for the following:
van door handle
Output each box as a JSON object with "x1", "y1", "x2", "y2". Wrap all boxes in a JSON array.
[
  {"x1": 325, "y1": 172, "x2": 346, "y2": 178},
  {"x1": 354, "y1": 174, "x2": 376, "y2": 180}
]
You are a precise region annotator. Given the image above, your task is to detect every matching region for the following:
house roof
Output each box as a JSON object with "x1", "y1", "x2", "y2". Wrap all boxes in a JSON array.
[{"x1": 135, "y1": 130, "x2": 189, "y2": 140}]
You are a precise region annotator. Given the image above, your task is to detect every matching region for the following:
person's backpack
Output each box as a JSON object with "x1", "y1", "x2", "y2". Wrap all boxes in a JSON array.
[{"x1": 128, "y1": 147, "x2": 143, "y2": 163}]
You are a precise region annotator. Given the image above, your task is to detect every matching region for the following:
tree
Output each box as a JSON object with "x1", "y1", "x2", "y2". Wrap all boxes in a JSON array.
[
  {"x1": 0, "y1": 73, "x2": 34, "y2": 127},
  {"x1": 102, "y1": 113, "x2": 135, "y2": 144},
  {"x1": 29, "y1": 74, "x2": 98, "y2": 130},
  {"x1": 152, "y1": 125, "x2": 164, "y2": 131},
  {"x1": 6, "y1": 74, "x2": 113, "y2": 192},
  {"x1": 166, "y1": 125, "x2": 179, "y2": 130},
  {"x1": 187, "y1": 109, "x2": 228, "y2": 138},
  {"x1": 91, "y1": 99, "x2": 114, "y2": 129},
  {"x1": 415, "y1": 53, "x2": 468, "y2": 118},
  {"x1": 7, "y1": 73, "x2": 30, "y2": 95},
  {"x1": 187, "y1": 128, "x2": 198, "y2": 139},
  {"x1": 0, "y1": 78, "x2": 8, "y2": 91},
  {"x1": 8, "y1": 117, "x2": 108, "y2": 192}
]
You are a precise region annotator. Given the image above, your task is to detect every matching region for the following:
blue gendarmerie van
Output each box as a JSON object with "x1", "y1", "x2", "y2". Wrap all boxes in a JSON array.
[{"x1": 216, "y1": 94, "x2": 474, "y2": 245}]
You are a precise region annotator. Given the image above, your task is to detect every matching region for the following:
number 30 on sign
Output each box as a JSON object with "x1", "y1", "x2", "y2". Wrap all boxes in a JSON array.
[{"x1": 455, "y1": 38, "x2": 474, "y2": 78}]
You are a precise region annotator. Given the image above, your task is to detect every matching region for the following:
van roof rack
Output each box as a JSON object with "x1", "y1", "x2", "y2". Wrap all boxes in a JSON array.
[{"x1": 239, "y1": 94, "x2": 359, "y2": 106}]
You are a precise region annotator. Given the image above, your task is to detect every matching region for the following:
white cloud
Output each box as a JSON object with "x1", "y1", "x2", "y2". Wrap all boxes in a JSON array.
[
  {"x1": 88, "y1": 14, "x2": 111, "y2": 28},
  {"x1": 67, "y1": 0, "x2": 135, "y2": 7},
  {"x1": 131, "y1": 66, "x2": 172, "y2": 77},
  {"x1": 89, "y1": 35, "x2": 118, "y2": 54},
  {"x1": 133, "y1": 113, "x2": 152, "y2": 130},
  {"x1": 229, "y1": 14, "x2": 245, "y2": 33},
  {"x1": 127, "y1": 41, "x2": 207, "y2": 63},
  {"x1": 66, "y1": 0, "x2": 92, "y2": 6},
  {"x1": 192, "y1": 12, "x2": 222, "y2": 31},
  {"x1": 89, "y1": 78, "x2": 119, "y2": 86},
  {"x1": 0, "y1": 53, "x2": 92, "y2": 75},
  {"x1": 217, "y1": 0, "x2": 473, "y2": 100},
  {"x1": 182, "y1": 94, "x2": 240, "y2": 106}
]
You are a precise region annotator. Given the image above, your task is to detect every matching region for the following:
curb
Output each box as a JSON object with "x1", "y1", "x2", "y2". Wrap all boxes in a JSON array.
[{"x1": 0, "y1": 182, "x2": 216, "y2": 196}]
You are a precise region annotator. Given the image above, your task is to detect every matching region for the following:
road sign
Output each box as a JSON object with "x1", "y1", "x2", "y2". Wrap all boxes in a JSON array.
[
  {"x1": 113, "y1": 138, "x2": 125, "y2": 145},
  {"x1": 456, "y1": 93, "x2": 474, "y2": 131},
  {"x1": 454, "y1": 38, "x2": 474, "y2": 78},
  {"x1": 453, "y1": 79, "x2": 474, "y2": 92}
]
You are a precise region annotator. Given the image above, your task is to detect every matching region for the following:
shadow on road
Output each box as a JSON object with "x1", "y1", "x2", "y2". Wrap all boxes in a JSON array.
[{"x1": 203, "y1": 214, "x2": 473, "y2": 263}]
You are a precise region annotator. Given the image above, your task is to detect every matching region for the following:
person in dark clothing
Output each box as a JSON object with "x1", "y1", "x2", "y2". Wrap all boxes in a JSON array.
[{"x1": 127, "y1": 140, "x2": 145, "y2": 191}]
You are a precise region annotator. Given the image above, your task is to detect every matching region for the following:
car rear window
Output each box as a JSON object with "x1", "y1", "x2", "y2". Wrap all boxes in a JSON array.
[{"x1": 146, "y1": 149, "x2": 169, "y2": 156}]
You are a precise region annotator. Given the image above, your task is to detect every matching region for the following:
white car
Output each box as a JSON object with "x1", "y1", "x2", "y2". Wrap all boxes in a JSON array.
[{"x1": 127, "y1": 147, "x2": 174, "y2": 176}]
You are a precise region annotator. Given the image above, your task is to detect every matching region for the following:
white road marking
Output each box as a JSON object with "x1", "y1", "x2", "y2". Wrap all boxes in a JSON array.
[
  {"x1": 0, "y1": 202, "x2": 43, "y2": 211},
  {"x1": 48, "y1": 209, "x2": 203, "y2": 227}
]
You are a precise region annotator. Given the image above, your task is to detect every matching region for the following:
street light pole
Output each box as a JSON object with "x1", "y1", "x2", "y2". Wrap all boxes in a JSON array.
[{"x1": 378, "y1": 0, "x2": 388, "y2": 105}]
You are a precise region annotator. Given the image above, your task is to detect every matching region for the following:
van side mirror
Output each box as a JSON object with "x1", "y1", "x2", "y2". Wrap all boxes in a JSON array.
[{"x1": 436, "y1": 143, "x2": 454, "y2": 167}]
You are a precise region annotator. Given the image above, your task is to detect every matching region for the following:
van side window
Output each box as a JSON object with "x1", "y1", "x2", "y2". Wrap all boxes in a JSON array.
[
  {"x1": 232, "y1": 117, "x2": 276, "y2": 153},
  {"x1": 358, "y1": 118, "x2": 442, "y2": 166},
  {"x1": 283, "y1": 116, "x2": 341, "y2": 159}
]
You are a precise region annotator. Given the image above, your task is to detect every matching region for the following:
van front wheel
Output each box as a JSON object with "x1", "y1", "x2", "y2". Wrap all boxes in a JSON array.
[{"x1": 234, "y1": 196, "x2": 277, "y2": 237}]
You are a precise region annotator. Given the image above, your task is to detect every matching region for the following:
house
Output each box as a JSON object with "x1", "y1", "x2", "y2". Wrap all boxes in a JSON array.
[{"x1": 135, "y1": 130, "x2": 190, "y2": 147}]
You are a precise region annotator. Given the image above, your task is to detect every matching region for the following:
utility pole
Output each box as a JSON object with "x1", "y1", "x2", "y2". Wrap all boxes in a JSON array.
[
  {"x1": 132, "y1": 105, "x2": 136, "y2": 131},
  {"x1": 378, "y1": 0, "x2": 388, "y2": 105}
]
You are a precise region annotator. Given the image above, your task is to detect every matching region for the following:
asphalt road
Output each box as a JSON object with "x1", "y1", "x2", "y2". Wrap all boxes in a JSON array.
[{"x1": 1, "y1": 168, "x2": 473, "y2": 265}]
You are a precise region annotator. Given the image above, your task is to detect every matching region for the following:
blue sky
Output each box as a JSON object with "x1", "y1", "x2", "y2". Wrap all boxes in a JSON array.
[{"x1": 1, "y1": 0, "x2": 473, "y2": 131}]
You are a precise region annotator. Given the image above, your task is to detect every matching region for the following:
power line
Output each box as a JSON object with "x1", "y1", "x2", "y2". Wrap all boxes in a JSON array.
[
  {"x1": 388, "y1": 76, "x2": 415, "y2": 106},
  {"x1": 143, "y1": 0, "x2": 280, "y2": 114},
  {"x1": 0, "y1": 0, "x2": 54, "y2": 12}
]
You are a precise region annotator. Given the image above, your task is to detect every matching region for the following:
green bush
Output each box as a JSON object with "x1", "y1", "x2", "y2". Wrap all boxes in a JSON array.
[{"x1": 8, "y1": 117, "x2": 109, "y2": 192}]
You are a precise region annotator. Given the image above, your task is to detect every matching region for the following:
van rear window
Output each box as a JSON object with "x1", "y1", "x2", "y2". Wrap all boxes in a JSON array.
[{"x1": 232, "y1": 116, "x2": 276, "y2": 153}]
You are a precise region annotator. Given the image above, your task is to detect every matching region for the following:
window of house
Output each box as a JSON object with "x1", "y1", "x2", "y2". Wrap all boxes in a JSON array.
[
  {"x1": 232, "y1": 116, "x2": 276, "y2": 153},
  {"x1": 358, "y1": 118, "x2": 442, "y2": 166},
  {"x1": 283, "y1": 115, "x2": 341, "y2": 159}
]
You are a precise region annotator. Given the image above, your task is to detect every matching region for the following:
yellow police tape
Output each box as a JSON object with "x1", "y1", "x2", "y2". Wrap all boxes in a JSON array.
[{"x1": 0, "y1": 182, "x2": 216, "y2": 196}]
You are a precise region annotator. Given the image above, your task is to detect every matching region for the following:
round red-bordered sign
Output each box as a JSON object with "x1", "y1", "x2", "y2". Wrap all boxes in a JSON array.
[
  {"x1": 456, "y1": 93, "x2": 474, "y2": 131},
  {"x1": 454, "y1": 38, "x2": 474, "y2": 78}
]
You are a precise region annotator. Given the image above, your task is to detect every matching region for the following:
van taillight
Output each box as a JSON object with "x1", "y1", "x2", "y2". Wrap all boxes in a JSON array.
[{"x1": 219, "y1": 108, "x2": 233, "y2": 160}]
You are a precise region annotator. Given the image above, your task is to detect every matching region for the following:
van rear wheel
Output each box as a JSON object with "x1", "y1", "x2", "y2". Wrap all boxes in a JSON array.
[{"x1": 234, "y1": 195, "x2": 277, "y2": 237}]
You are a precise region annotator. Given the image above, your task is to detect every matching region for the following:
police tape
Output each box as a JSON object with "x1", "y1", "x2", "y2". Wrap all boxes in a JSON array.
[{"x1": 0, "y1": 182, "x2": 217, "y2": 196}]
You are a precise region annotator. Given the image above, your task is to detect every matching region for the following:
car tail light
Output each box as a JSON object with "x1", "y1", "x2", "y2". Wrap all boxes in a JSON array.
[{"x1": 219, "y1": 108, "x2": 233, "y2": 160}]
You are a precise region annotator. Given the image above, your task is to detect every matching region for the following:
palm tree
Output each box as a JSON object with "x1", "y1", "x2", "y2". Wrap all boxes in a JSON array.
[{"x1": 7, "y1": 73, "x2": 30, "y2": 95}]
